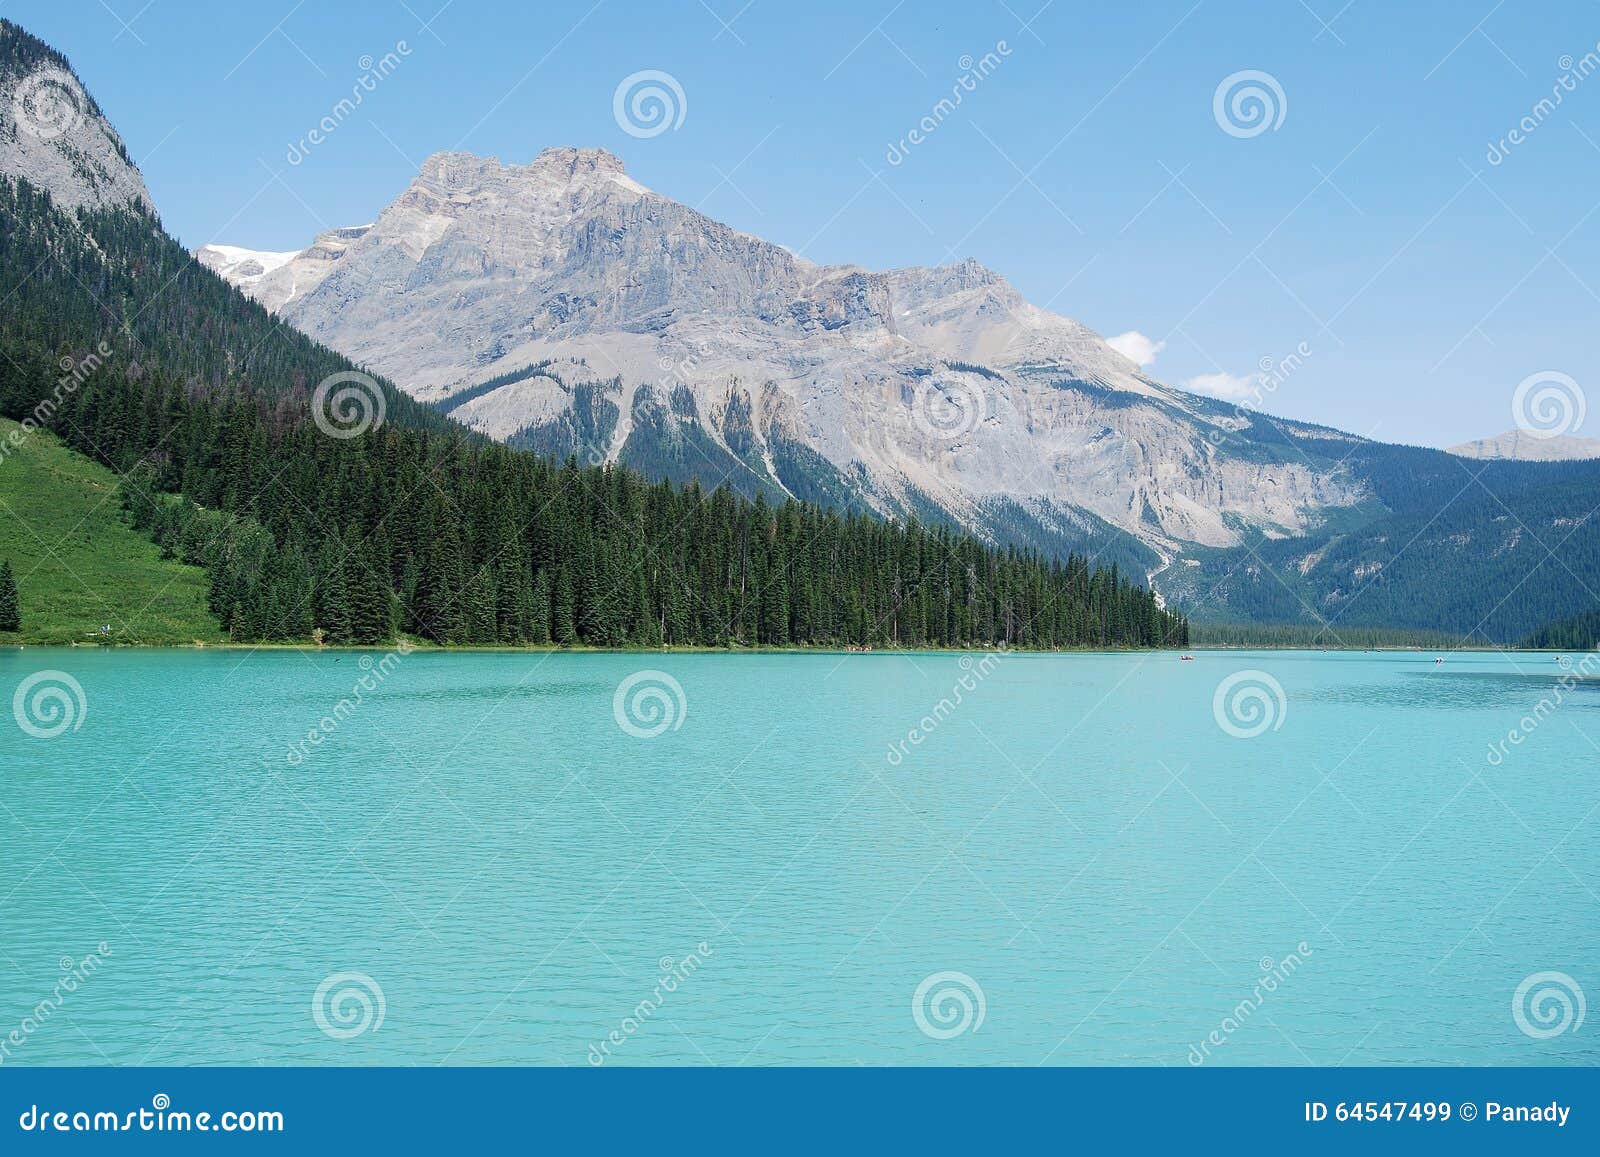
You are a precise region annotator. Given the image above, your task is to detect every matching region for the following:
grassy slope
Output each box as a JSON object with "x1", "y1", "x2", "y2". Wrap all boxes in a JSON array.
[{"x1": 0, "y1": 418, "x2": 223, "y2": 644}]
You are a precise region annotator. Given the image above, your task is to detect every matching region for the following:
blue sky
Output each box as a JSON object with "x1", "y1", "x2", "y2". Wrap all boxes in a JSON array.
[{"x1": 12, "y1": 0, "x2": 1600, "y2": 447}]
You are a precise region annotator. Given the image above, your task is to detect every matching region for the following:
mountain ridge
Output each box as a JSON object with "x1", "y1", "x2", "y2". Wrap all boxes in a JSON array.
[
  {"x1": 1448, "y1": 429, "x2": 1600, "y2": 462},
  {"x1": 198, "y1": 145, "x2": 1369, "y2": 561}
]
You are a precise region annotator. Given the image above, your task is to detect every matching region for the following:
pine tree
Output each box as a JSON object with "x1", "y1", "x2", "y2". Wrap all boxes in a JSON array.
[
  {"x1": 347, "y1": 539, "x2": 394, "y2": 645},
  {"x1": 314, "y1": 534, "x2": 352, "y2": 643},
  {"x1": 528, "y1": 568, "x2": 552, "y2": 645},
  {"x1": 553, "y1": 564, "x2": 576, "y2": 645},
  {"x1": 464, "y1": 566, "x2": 498, "y2": 644},
  {"x1": 0, "y1": 559, "x2": 20, "y2": 632}
]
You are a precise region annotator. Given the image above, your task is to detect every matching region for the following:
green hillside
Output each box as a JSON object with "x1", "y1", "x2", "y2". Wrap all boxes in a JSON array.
[{"x1": 0, "y1": 417, "x2": 222, "y2": 644}]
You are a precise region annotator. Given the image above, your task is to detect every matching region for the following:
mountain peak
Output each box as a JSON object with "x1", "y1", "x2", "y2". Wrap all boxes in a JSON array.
[
  {"x1": 410, "y1": 145, "x2": 643, "y2": 198},
  {"x1": 531, "y1": 145, "x2": 628, "y2": 176},
  {"x1": 0, "y1": 19, "x2": 152, "y2": 214}
]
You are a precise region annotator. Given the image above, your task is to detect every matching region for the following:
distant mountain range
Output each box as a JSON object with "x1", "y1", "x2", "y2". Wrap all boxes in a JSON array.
[
  {"x1": 197, "y1": 147, "x2": 1371, "y2": 578},
  {"x1": 1448, "y1": 430, "x2": 1600, "y2": 462},
  {"x1": 4, "y1": 17, "x2": 1596, "y2": 643}
]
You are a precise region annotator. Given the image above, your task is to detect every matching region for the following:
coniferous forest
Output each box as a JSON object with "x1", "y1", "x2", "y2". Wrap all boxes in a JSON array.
[
  {"x1": 0, "y1": 176, "x2": 1186, "y2": 650},
  {"x1": 1521, "y1": 609, "x2": 1600, "y2": 652}
]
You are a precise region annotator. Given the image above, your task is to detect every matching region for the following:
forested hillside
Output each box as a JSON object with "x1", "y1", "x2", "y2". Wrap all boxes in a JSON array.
[
  {"x1": 0, "y1": 175, "x2": 1184, "y2": 650},
  {"x1": 1164, "y1": 439, "x2": 1600, "y2": 643},
  {"x1": 1522, "y1": 609, "x2": 1600, "y2": 651}
]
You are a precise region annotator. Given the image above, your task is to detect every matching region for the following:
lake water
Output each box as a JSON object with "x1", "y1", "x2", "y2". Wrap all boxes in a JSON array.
[{"x1": 1, "y1": 647, "x2": 1595, "y2": 1066}]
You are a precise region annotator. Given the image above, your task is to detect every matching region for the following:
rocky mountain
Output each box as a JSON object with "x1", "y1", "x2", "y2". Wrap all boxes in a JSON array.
[
  {"x1": 200, "y1": 147, "x2": 1367, "y2": 570},
  {"x1": 1448, "y1": 429, "x2": 1600, "y2": 462},
  {"x1": 0, "y1": 27, "x2": 149, "y2": 214}
]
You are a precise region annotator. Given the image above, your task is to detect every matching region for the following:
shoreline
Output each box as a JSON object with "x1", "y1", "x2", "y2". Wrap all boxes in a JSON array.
[{"x1": 0, "y1": 639, "x2": 1553, "y2": 655}]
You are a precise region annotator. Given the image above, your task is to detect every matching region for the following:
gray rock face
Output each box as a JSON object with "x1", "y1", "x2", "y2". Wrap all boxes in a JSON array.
[
  {"x1": 201, "y1": 146, "x2": 1367, "y2": 553},
  {"x1": 0, "y1": 46, "x2": 151, "y2": 214}
]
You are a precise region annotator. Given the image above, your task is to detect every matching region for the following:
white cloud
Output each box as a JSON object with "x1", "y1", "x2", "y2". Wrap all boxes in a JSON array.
[
  {"x1": 1185, "y1": 371, "x2": 1261, "y2": 401},
  {"x1": 1106, "y1": 330, "x2": 1165, "y2": 367}
]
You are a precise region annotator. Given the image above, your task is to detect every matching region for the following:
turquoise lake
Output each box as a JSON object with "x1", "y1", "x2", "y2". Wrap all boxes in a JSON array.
[{"x1": 1, "y1": 647, "x2": 1596, "y2": 1066}]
